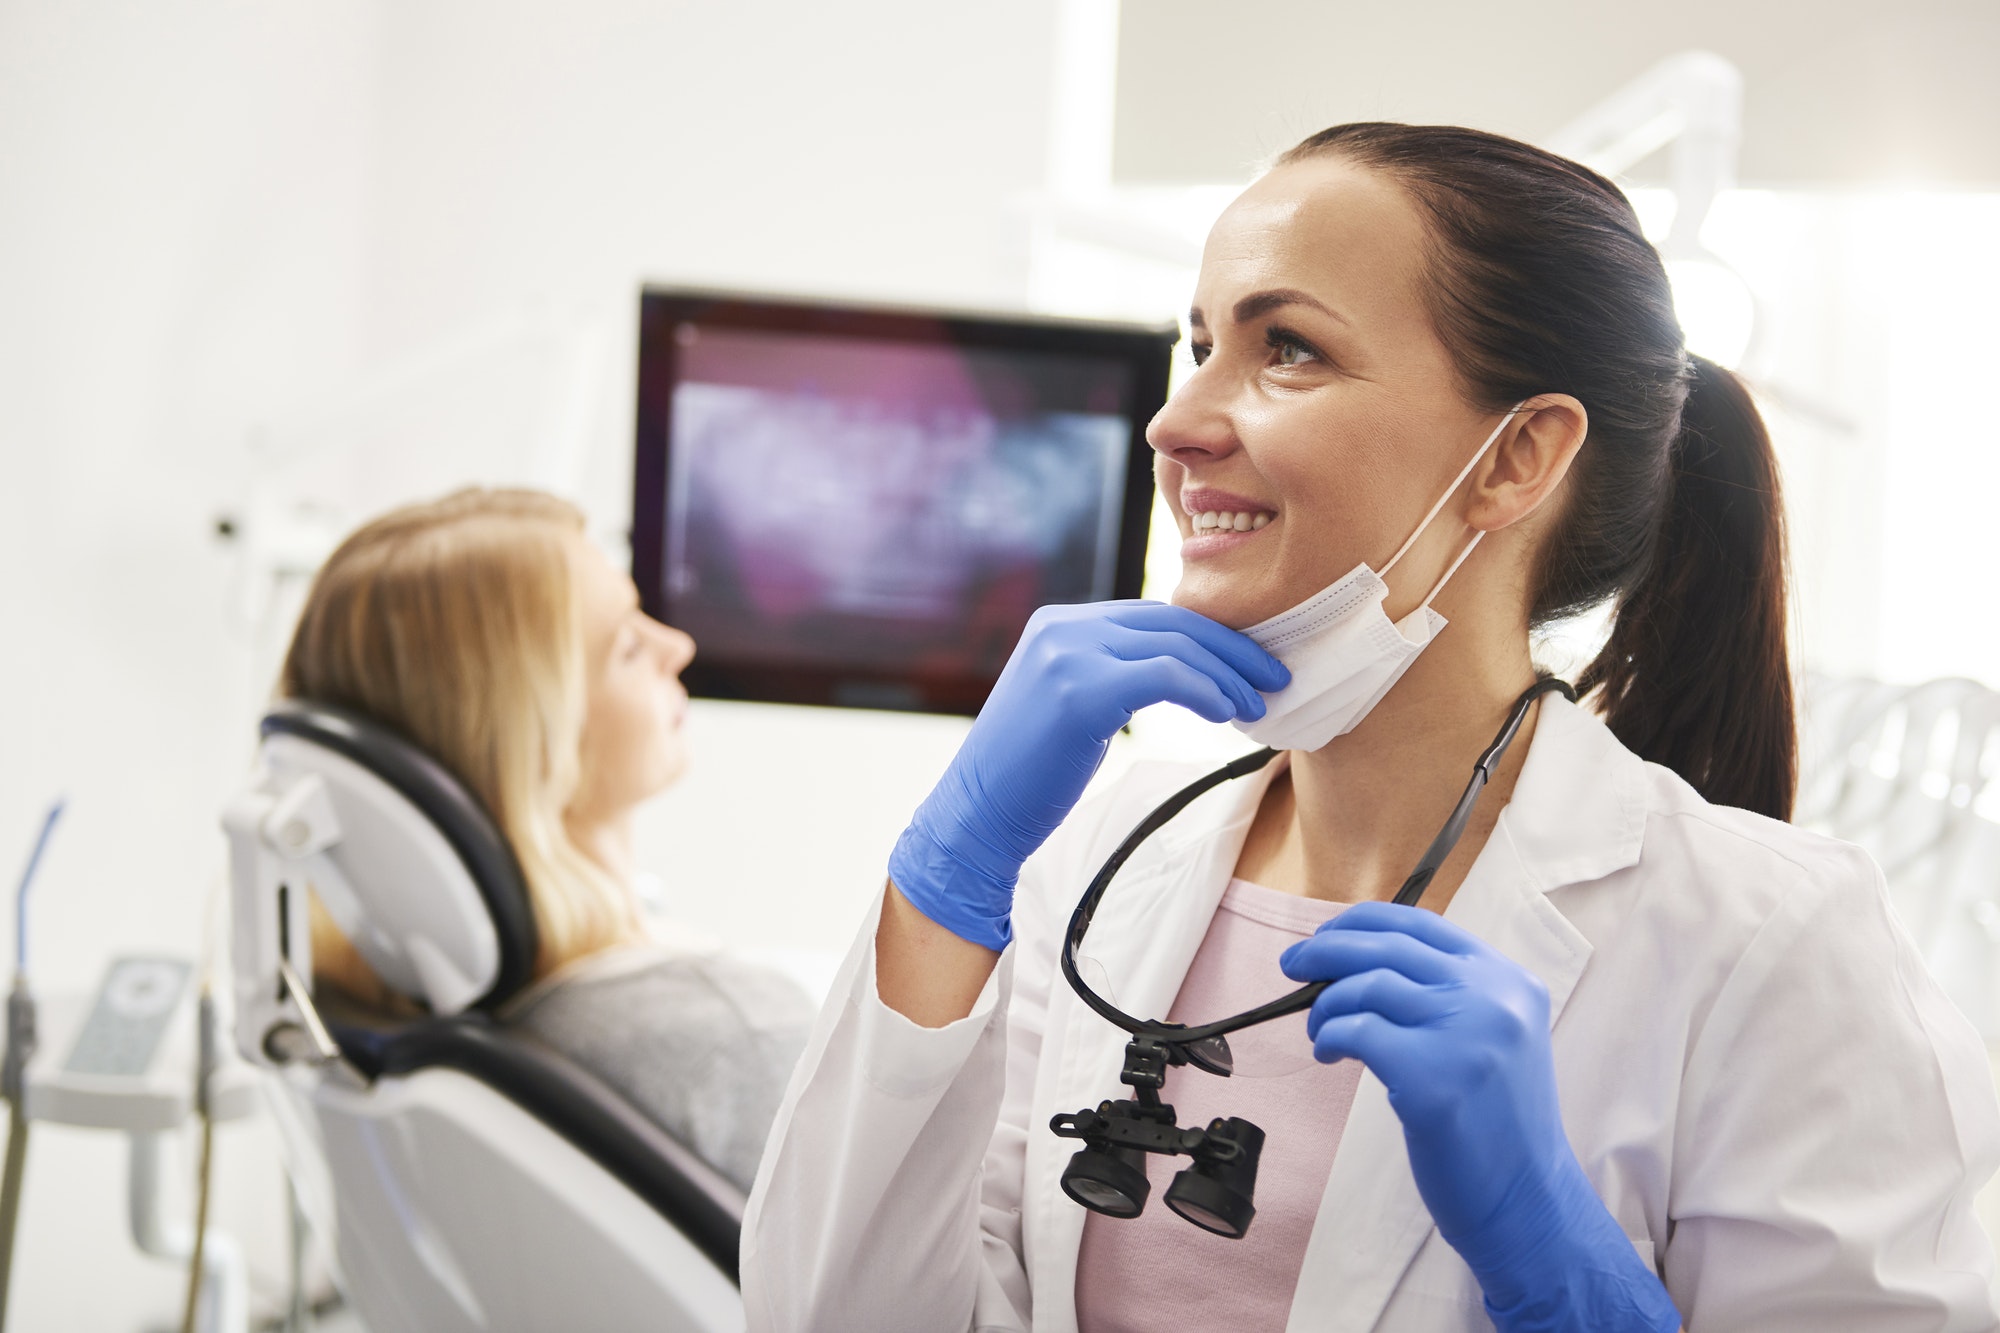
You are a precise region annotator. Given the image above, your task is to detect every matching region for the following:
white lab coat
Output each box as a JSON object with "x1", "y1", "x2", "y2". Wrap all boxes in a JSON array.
[{"x1": 743, "y1": 696, "x2": 2000, "y2": 1332}]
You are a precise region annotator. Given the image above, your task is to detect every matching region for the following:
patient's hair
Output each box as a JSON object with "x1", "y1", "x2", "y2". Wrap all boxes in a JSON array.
[
  {"x1": 281, "y1": 488, "x2": 639, "y2": 996},
  {"x1": 1280, "y1": 124, "x2": 1795, "y2": 821}
]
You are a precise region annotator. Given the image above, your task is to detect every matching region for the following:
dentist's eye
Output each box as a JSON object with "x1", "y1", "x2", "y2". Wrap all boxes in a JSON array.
[{"x1": 1266, "y1": 327, "x2": 1320, "y2": 368}]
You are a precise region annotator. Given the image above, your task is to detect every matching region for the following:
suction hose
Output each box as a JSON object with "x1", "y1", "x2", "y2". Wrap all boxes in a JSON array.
[
  {"x1": 0, "y1": 799, "x2": 63, "y2": 1333},
  {"x1": 0, "y1": 980, "x2": 32, "y2": 1331},
  {"x1": 177, "y1": 988, "x2": 217, "y2": 1333}
]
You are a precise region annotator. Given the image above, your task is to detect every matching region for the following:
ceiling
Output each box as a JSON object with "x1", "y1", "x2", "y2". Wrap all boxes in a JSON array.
[{"x1": 1113, "y1": 0, "x2": 2000, "y2": 186}]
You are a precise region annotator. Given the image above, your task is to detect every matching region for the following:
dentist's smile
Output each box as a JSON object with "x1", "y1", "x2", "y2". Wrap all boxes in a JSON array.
[{"x1": 1180, "y1": 487, "x2": 1278, "y2": 557}]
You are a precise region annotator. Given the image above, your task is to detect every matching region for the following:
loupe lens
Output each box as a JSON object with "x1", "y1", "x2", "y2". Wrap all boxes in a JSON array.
[
  {"x1": 1162, "y1": 1167, "x2": 1253, "y2": 1237},
  {"x1": 1181, "y1": 1033, "x2": 1233, "y2": 1076},
  {"x1": 1060, "y1": 1145, "x2": 1151, "y2": 1219},
  {"x1": 1162, "y1": 1117, "x2": 1264, "y2": 1238}
]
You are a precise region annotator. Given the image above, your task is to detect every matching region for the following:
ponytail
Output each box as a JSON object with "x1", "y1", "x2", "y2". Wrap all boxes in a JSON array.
[
  {"x1": 1278, "y1": 125, "x2": 1798, "y2": 820},
  {"x1": 1576, "y1": 356, "x2": 1796, "y2": 820}
]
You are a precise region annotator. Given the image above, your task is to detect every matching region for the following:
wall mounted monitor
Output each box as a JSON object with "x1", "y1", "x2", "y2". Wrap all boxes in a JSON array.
[{"x1": 632, "y1": 288, "x2": 1177, "y2": 716}]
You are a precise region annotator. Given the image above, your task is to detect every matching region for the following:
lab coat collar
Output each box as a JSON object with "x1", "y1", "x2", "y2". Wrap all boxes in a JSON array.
[
  {"x1": 1492, "y1": 692, "x2": 1651, "y2": 896},
  {"x1": 1032, "y1": 696, "x2": 1651, "y2": 1331},
  {"x1": 1136, "y1": 691, "x2": 1648, "y2": 902},
  {"x1": 1075, "y1": 693, "x2": 1648, "y2": 986},
  {"x1": 1287, "y1": 692, "x2": 1650, "y2": 1331}
]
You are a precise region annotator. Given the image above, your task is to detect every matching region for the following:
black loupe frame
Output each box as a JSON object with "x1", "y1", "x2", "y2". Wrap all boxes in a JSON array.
[{"x1": 1050, "y1": 677, "x2": 1575, "y2": 1238}]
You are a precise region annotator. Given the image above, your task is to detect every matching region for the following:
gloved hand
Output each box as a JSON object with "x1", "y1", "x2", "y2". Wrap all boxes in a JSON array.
[
  {"x1": 1280, "y1": 903, "x2": 1681, "y2": 1333},
  {"x1": 888, "y1": 601, "x2": 1287, "y2": 953}
]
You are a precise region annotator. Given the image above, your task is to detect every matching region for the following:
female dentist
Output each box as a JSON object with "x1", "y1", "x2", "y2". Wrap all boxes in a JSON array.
[{"x1": 743, "y1": 124, "x2": 2000, "y2": 1333}]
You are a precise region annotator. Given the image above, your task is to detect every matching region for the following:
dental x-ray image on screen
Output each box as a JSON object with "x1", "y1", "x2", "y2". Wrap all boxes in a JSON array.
[{"x1": 632, "y1": 291, "x2": 1175, "y2": 715}]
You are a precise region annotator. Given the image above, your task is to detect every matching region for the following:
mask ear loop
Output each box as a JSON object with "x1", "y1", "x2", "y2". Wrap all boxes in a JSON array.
[
  {"x1": 1416, "y1": 529, "x2": 1487, "y2": 613},
  {"x1": 1378, "y1": 404, "x2": 1528, "y2": 608}
]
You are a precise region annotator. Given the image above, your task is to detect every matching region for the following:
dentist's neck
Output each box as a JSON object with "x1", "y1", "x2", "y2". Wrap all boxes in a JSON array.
[{"x1": 1240, "y1": 569, "x2": 1543, "y2": 912}]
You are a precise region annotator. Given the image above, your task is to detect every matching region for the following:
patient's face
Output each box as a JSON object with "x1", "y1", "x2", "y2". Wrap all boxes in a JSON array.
[{"x1": 568, "y1": 532, "x2": 697, "y2": 822}]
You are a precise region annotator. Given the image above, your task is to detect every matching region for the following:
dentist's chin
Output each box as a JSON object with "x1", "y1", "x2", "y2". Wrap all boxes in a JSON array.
[{"x1": 1164, "y1": 578, "x2": 1258, "y2": 634}]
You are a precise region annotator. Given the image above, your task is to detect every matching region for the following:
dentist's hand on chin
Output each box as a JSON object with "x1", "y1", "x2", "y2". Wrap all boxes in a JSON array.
[
  {"x1": 1281, "y1": 904, "x2": 1682, "y2": 1333},
  {"x1": 888, "y1": 601, "x2": 1288, "y2": 954}
]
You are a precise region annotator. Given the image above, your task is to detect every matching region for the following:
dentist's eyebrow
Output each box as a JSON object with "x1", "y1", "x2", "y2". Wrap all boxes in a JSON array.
[{"x1": 1230, "y1": 288, "x2": 1349, "y2": 326}]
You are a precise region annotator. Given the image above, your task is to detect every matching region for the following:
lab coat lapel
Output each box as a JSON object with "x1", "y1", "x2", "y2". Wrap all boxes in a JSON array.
[
  {"x1": 1029, "y1": 756, "x2": 1286, "y2": 1328},
  {"x1": 1286, "y1": 697, "x2": 1648, "y2": 1332}
]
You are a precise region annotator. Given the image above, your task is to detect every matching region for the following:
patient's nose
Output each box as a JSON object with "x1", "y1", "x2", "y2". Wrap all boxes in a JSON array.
[{"x1": 656, "y1": 622, "x2": 696, "y2": 674}]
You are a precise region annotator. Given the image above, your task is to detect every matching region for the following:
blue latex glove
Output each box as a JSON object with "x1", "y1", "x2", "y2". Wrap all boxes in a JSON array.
[
  {"x1": 1280, "y1": 903, "x2": 1680, "y2": 1333},
  {"x1": 888, "y1": 601, "x2": 1288, "y2": 953}
]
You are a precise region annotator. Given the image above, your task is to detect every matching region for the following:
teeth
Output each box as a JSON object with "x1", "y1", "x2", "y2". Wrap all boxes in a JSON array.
[{"x1": 1191, "y1": 509, "x2": 1275, "y2": 534}]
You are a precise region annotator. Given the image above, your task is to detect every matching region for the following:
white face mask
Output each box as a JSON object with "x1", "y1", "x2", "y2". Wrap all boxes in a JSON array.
[{"x1": 1231, "y1": 405, "x2": 1525, "y2": 752}]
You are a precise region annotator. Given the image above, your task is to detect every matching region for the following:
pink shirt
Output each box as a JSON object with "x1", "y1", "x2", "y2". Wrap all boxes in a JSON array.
[{"x1": 1075, "y1": 879, "x2": 1362, "y2": 1333}]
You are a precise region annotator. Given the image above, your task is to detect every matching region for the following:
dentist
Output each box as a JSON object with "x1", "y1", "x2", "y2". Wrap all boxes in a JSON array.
[{"x1": 743, "y1": 124, "x2": 2000, "y2": 1333}]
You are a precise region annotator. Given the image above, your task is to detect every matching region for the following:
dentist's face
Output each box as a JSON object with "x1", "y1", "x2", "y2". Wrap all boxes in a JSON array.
[
  {"x1": 1150, "y1": 157, "x2": 1495, "y2": 630},
  {"x1": 566, "y1": 532, "x2": 697, "y2": 822}
]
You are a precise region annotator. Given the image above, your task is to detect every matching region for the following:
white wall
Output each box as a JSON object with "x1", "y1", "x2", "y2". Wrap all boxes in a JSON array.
[
  {"x1": 0, "y1": 0, "x2": 377, "y2": 998},
  {"x1": 0, "y1": 4, "x2": 379, "y2": 1325},
  {"x1": 336, "y1": 0, "x2": 1069, "y2": 956},
  {"x1": 0, "y1": 2, "x2": 1067, "y2": 1326}
]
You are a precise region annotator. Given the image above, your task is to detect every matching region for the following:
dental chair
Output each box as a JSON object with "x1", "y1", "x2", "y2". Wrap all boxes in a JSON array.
[
  {"x1": 1798, "y1": 673, "x2": 2000, "y2": 1041},
  {"x1": 224, "y1": 700, "x2": 746, "y2": 1333}
]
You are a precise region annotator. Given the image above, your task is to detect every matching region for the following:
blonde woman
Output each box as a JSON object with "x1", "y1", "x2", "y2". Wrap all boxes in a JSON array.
[{"x1": 282, "y1": 486, "x2": 812, "y2": 1192}]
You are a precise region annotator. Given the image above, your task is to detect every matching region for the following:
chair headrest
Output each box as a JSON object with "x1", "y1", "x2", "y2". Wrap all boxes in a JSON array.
[{"x1": 258, "y1": 699, "x2": 540, "y2": 1012}]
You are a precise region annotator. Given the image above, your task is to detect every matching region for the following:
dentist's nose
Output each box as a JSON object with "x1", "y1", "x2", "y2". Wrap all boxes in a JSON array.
[{"x1": 1146, "y1": 372, "x2": 1240, "y2": 467}]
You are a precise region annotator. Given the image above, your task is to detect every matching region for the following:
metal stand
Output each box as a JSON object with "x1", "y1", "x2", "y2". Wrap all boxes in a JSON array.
[
  {"x1": 282, "y1": 1176, "x2": 313, "y2": 1333},
  {"x1": 15, "y1": 985, "x2": 258, "y2": 1333},
  {"x1": 129, "y1": 1130, "x2": 247, "y2": 1333}
]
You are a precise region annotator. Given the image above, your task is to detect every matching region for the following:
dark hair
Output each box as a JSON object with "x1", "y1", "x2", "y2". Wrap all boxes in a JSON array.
[{"x1": 1279, "y1": 123, "x2": 1795, "y2": 820}]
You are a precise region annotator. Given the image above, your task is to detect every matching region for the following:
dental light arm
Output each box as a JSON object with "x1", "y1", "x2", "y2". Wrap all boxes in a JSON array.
[{"x1": 1542, "y1": 51, "x2": 1742, "y2": 262}]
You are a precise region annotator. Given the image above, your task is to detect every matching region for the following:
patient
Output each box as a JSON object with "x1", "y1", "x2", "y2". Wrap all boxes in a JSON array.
[{"x1": 281, "y1": 486, "x2": 813, "y2": 1192}]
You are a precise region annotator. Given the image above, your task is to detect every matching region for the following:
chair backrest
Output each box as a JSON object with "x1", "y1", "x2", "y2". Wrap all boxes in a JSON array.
[
  {"x1": 1798, "y1": 672, "x2": 2000, "y2": 1039},
  {"x1": 269, "y1": 1055, "x2": 744, "y2": 1333},
  {"x1": 229, "y1": 698, "x2": 539, "y2": 1028},
  {"x1": 226, "y1": 701, "x2": 746, "y2": 1331}
]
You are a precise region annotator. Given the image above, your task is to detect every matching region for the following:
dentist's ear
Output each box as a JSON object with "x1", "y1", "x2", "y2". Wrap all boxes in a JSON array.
[{"x1": 1465, "y1": 396, "x2": 1589, "y2": 534}]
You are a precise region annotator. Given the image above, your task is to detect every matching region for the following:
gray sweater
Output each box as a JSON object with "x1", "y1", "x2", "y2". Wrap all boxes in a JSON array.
[{"x1": 502, "y1": 945, "x2": 816, "y2": 1192}]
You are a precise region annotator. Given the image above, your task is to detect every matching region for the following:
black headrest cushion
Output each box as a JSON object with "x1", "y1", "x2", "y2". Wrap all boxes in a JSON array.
[{"x1": 262, "y1": 699, "x2": 541, "y2": 1010}]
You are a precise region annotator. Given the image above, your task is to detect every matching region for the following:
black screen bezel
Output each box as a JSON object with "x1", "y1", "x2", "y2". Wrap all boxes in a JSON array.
[{"x1": 631, "y1": 287, "x2": 1177, "y2": 717}]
